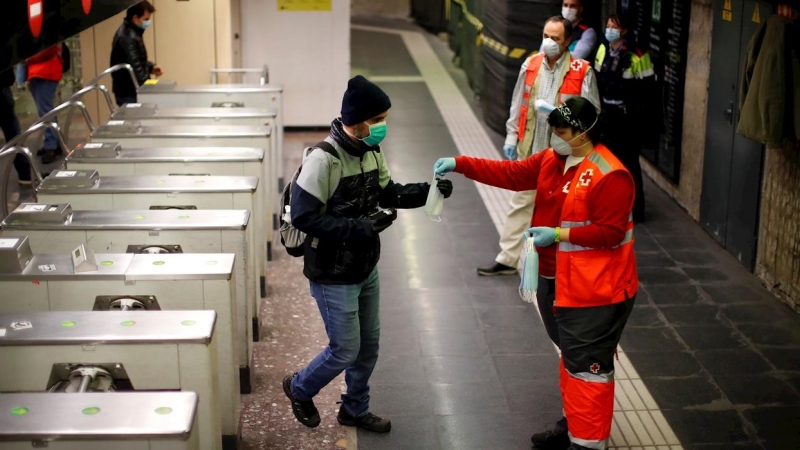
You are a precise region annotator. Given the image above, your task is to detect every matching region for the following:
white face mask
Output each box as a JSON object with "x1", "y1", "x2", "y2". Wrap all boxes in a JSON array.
[
  {"x1": 542, "y1": 38, "x2": 562, "y2": 58},
  {"x1": 550, "y1": 134, "x2": 576, "y2": 156},
  {"x1": 562, "y1": 7, "x2": 579, "y2": 23}
]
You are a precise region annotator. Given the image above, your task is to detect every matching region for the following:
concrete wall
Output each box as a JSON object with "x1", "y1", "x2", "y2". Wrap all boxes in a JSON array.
[
  {"x1": 757, "y1": 145, "x2": 800, "y2": 311},
  {"x1": 641, "y1": 0, "x2": 713, "y2": 221},
  {"x1": 351, "y1": 0, "x2": 410, "y2": 19}
]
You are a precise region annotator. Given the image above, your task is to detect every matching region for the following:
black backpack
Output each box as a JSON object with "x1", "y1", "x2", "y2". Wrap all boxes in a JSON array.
[
  {"x1": 61, "y1": 42, "x2": 71, "y2": 73},
  {"x1": 279, "y1": 141, "x2": 339, "y2": 257}
]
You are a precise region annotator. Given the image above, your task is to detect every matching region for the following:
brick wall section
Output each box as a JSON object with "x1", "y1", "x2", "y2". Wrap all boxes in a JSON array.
[
  {"x1": 756, "y1": 145, "x2": 800, "y2": 311},
  {"x1": 641, "y1": 0, "x2": 713, "y2": 221}
]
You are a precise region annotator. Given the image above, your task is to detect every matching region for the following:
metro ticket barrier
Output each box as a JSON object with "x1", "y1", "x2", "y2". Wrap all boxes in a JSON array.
[
  {"x1": 0, "y1": 239, "x2": 243, "y2": 444},
  {"x1": 86, "y1": 124, "x2": 275, "y2": 265},
  {"x1": 0, "y1": 391, "x2": 200, "y2": 449},
  {"x1": 0, "y1": 204, "x2": 259, "y2": 361},
  {"x1": 0, "y1": 310, "x2": 219, "y2": 449},
  {"x1": 64, "y1": 143, "x2": 275, "y2": 264},
  {"x1": 35, "y1": 169, "x2": 267, "y2": 301},
  {"x1": 136, "y1": 81, "x2": 285, "y2": 189}
]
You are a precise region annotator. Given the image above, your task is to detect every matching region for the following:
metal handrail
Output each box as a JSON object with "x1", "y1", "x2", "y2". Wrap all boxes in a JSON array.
[
  {"x1": 39, "y1": 100, "x2": 96, "y2": 133},
  {"x1": 1, "y1": 121, "x2": 72, "y2": 160},
  {"x1": 209, "y1": 64, "x2": 269, "y2": 85},
  {"x1": 0, "y1": 145, "x2": 42, "y2": 219},
  {"x1": 86, "y1": 63, "x2": 139, "y2": 95},
  {"x1": 63, "y1": 85, "x2": 112, "y2": 139}
]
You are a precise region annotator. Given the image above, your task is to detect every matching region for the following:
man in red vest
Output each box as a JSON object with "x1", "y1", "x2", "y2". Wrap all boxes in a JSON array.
[
  {"x1": 478, "y1": 16, "x2": 600, "y2": 277},
  {"x1": 26, "y1": 44, "x2": 64, "y2": 164}
]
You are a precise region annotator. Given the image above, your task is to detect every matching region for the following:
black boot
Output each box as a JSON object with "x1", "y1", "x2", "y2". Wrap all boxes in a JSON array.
[
  {"x1": 282, "y1": 373, "x2": 320, "y2": 428},
  {"x1": 477, "y1": 262, "x2": 517, "y2": 276},
  {"x1": 531, "y1": 429, "x2": 570, "y2": 449},
  {"x1": 337, "y1": 406, "x2": 391, "y2": 433}
]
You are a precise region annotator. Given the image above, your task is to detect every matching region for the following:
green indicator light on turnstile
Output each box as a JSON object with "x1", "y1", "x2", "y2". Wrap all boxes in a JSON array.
[
  {"x1": 205, "y1": 260, "x2": 217, "y2": 265},
  {"x1": 120, "y1": 321, "x2": 136, "y2": 327},
  {"x1": 194, "y1": 180, "x2": 205, "y2": 184},
  {"x1": 61, "y1": 321, "x2": 76, "y2": 328},
  {"x1": 101, "y1": 261, "x2": 113, "y2": 266},
  {"x1": 178, "y1": 215, "x2": 190, "y2": 219},
  {"x1": 155, "y1": 180, "x2": 165, "y2": 184},
  {"x1": 181, "y1": 320, "x2": 196, "y2": 326},
  {"x1": 82, "y1": 407, "x2": 101, "y2": 415},
  {"x1": 152, "y1": 261, "x2": 165, "y2": 266},
  {"x1": 133, "y1": 215, "x2": 145, "y2": 220},
  {"x1": 10, "y1": 407, "x2": 28, "y2": 417},
  {"x1": 173, "y1": 151, "x2": 182, "y2": 156},
  {"x1": 155, "y1": 407, "x2": 173, "y2": 415},
  {"x1": 208, "y1": 152, "x2": 218, "y2": 156}
]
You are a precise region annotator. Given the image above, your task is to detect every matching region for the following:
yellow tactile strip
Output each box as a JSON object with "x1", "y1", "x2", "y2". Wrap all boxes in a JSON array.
[{"x1": 350, "y1": 23, "x2": 686, "y2": 450}]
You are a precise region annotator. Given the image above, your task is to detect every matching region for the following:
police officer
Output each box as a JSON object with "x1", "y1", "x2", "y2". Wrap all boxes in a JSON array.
[{"x1": 595, "y1": 13, "x2": 653, "y2": 223}]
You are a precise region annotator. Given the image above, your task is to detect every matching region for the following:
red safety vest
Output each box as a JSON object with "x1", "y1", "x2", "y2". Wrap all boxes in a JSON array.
[
  {"x1": 517, "y1": 52, "x2": 590, "y2": 143},
  {"x1": 555, "y1": 144, "x2": 638, "y2": 308}
]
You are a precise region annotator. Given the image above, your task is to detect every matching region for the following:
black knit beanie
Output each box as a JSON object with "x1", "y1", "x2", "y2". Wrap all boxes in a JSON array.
[{"x1": 340, "y1": 75, "x2": 392, "y2": 126}]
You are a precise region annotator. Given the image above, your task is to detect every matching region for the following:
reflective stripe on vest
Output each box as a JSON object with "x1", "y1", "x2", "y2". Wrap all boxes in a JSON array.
[
  {"x1": 517, "y1": 53, "x2": 590, "y2": 144},
  {"x1": 555, "y1": 144, "x2": 639, "y2": 308}
]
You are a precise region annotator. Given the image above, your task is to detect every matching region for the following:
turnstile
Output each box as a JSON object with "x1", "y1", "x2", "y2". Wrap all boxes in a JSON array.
[
  {"x1": 136, "y1": 81, "x2": 284, "y2": 188},
  {"x1": 0, "y1": 310, "x2": 216, "y2": 448},
  {"x1": 0, "y1": 242, "x2": 243, "y2": 441},
  {"x1": 87, "y1": 123, "x2": 275, "y2": 261},
  {"x1": 64, "y1": 143, "x2": 274, "y2": 262},
  {"x1": 0, "y1": 392, "x2": 200, "y2": 449},
  {"x1": 36, "y1": 169, "x2": 266, "y2": 299},
  {"x1": 0, "y1": 204, "x2": 259, "y2": 357}
]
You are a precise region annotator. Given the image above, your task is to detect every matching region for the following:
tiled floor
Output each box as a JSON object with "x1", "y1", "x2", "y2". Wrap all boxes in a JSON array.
[
  {"x1": 3, "y1": 17, "x2": 798, "y2": 450},
  {"x1": 249, "y1": 19, "x2": 800, "y2": 450}
]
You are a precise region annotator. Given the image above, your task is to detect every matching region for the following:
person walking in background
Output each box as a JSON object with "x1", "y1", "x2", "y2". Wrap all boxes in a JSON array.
[
  {"x1": 479, "y1": 16, "x2": 600, "y2": 276},
  {"x1": 595, "y1": 13, "x2": 653, "y2": 223},
  {"x1": 435, "y1": 97, "x2": 638, "y2": 450},
  {"x1": 110, "y1": 0, "x2": 162, "y2": 106},
  {"x1": 561, "y1": 0, "x2": 599, "y2": 60},
  {"x1": 282, "y1": 75, "x2": 453, "y2": 433},
  {"x1": 26, "y1": 44, "x2": 63, "y2": 164},
  {"x1": 0, "y1": 67, "x2": 32, "y2": 185}
]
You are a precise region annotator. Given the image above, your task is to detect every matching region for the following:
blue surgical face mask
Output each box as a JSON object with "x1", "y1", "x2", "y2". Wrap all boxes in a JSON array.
[
  {"x1": 605, "y1": 28, "x2": 621, "y2": 43},
  {"x1": 360, "y1": 121, "x2": 387, "y2": 147},
  {"x1": 140, "y1": 19, "x2": 152, "y2": 30}
]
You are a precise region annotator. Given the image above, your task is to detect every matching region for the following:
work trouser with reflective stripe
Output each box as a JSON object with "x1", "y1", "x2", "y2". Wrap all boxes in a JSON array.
[{"x1": 557, "y1": 296, "x2": 636, "y2": 450}]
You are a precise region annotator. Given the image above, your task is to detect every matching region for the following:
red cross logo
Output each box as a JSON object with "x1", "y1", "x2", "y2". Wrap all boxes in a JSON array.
[
  {"x1": 590, "y1": 363, "x2": 600, "y2": 374},
  {"x1": 571, "y1": 60, "x2": 583, "y2": 71},
  {"x1": 579, "y1": 169, "x2": 594, "y2": 187}
]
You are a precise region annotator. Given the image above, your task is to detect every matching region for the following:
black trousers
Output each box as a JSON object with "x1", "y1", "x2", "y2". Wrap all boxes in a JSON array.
[
  {"x1": 601, "y1": 110, "x2": 645, "y2": 223},
  {"x1": 0, "y1": 86, "x2": 30, "y2": 180}
]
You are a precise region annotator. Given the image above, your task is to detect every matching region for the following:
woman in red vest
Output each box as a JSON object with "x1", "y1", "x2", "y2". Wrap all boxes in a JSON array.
[{"x1": 434, "y1": 97, "x2": 638, "y2": 450}]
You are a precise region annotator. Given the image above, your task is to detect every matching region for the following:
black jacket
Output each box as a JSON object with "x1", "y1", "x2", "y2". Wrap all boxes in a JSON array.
[
  {"x1": 291, "y1": 121, "x2": 430, "y2": 285},
  {"x1": 110, "y1": 19, "x2": 153, "y2": 97}
]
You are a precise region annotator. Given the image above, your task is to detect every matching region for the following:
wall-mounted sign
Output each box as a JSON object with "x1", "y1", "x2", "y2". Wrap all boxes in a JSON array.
[
  {"x1": 28, "y1": 0, "x2": 43, "y2": 38},
  {"x1": 277, "y1": 0, "x2": 332, "y2": 11}
]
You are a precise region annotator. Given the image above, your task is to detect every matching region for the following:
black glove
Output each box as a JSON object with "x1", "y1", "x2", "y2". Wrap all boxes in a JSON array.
[
  {"x1": 367, "y1": 209, "x2": 397, "y2": 234},
  {"x1": 436, "y1": 179, "x2": 453, "y2": 199}
]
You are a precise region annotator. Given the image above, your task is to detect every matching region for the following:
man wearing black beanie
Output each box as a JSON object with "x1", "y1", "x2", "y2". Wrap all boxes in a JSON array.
[{"x1": 282, "y1": 75, "x2": 454, "y2": 433}]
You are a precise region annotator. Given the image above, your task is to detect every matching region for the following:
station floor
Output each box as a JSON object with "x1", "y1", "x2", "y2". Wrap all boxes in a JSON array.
[
  {"x1": 240, "y1": 19, "x2": 800, "y2": 450},
  {"x1": 1, "y1": 18, "x2": 799, "y2": 450}
]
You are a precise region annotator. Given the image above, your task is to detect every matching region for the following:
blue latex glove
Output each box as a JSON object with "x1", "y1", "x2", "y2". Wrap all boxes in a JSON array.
[
  {"x1": 503, "y1": 144, "x2": 517, "y2": 160},
  {"x1": 433, "y1": 158, "x2": 456, "y2": 176},
  {"x1": 527, "y1": 226, "x2": 557, "y2": 247}
]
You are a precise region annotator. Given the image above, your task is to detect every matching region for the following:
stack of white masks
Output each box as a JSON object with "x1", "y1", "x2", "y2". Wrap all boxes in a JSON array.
[
  {"x1": 424, "y1": 175, "x2": 446, "y2": 222},
  {"x1": 519, "y1": 233, "x2": 539, "y2": 303}
]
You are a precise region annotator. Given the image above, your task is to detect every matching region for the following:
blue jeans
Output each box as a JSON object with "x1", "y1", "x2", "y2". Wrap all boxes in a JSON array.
[
  {"x1": 28, "y1": 78, "x2": 59, "y2": 150},
  {"x1": 292, "y1": 267, "x2": 381, "y2": 418},
  {"x1": 115, "y1": 95, "x2": 138, "y2": 107}
]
